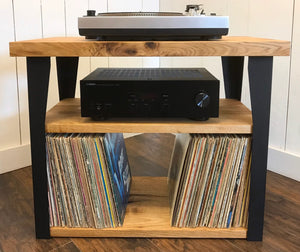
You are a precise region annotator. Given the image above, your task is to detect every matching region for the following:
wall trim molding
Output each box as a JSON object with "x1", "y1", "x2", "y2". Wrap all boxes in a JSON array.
[
  {"x1": 0, "y1": 144, "x2": 31, "y2": 174},
  {"x1": 268, "y1": 146, "x2": 300, "y2": 181}
]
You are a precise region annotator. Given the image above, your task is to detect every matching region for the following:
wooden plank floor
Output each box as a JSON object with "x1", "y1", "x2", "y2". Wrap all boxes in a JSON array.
[{"x1": 0, "y1": 133, "x2": 299, "y2": 252}]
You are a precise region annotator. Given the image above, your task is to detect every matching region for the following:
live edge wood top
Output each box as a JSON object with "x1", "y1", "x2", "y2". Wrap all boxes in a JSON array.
[
  {"x1": 9, "y1": 36, "x2": 290, "y2": 57},
  {"x1": 45, "y1": 98, "x2": 252, "y2": 134}
]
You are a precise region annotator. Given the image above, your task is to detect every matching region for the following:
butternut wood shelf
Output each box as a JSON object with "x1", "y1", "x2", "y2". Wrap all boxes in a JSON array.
[
  {"x1": 50, "y1": 176, "x2": 247, "y2": 238},
  {"x1": 9, "y1": 36, "x2": 290, "y2": 57},
  {"x1": 45, "y1": 98, "x2": 252, "y2": 134}
]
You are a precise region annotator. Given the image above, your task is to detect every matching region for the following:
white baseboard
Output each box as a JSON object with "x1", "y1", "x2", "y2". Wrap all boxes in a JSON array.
[
  {"x1": 268, "y1": 147, "x2": 300, "y2": 181},
  {"x1": 0, "y1": 144, "x2": 31, "y2": 174}
]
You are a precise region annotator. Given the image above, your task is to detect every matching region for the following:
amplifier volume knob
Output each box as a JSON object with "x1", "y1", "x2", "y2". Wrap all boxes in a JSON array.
[{"x1": 195, "y1": 92, "x2": 210, "y2": 108}]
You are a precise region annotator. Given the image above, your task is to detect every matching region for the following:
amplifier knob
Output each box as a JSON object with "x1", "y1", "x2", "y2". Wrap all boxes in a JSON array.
[{"x1": 195, "y1": 92, "x2": 210, "y2": 108}]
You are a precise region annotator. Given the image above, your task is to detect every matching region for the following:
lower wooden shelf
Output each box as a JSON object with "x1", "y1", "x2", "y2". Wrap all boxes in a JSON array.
[{"x1": 50, "y1": 176, "x2": 247, "y2": 238}]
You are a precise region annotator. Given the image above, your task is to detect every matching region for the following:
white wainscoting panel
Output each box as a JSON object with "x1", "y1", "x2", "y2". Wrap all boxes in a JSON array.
[
  {"x1": 286, "y1": 0, "x2": 300, "y2": 155},
  {"x1": 0, "y1": 0, "x2": 20, "y2": 151},
  {"x1": 13, "y1": 0, "x2": 43, "y2": 145}
]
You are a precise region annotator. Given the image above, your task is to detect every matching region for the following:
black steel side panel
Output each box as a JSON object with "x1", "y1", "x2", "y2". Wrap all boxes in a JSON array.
[{"x1": 26, "y1": 57, "x2": 51, "y2": 239}]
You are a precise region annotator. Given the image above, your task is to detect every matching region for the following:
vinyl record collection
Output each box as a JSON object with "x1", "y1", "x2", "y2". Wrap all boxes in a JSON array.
[
  {"x1": 46, "y1": 131, "x2": 251, "y2": 230},
  {"x1": 168, "y1": 134, "x2": 251, "y2": 228},
  {"x1": 46, "y1": 133, "x2": 131, "y2": 228}
]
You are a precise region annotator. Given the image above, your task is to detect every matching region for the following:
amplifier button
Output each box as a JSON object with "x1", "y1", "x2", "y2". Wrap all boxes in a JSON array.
[
  {"x1": 95, "y1": 103, "x2": 107, "y2": 119},
  {"x1": 162, "y1": 94, "x2": 169, "y2": 103},
  {"x1": 96, "y1": 104, "x2": 103, "y2": 111}
]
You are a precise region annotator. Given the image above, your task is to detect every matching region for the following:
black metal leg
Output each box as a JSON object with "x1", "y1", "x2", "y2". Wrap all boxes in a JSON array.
[
  {"x1": 221, "y1": 56, "x2": 244, "y2": 100},
  {"x1": 56, "y1": 57, "x2": 79, "y2": 100},
  {"x1": 247, "y1": 56, "x2": 273, "y2": 241},
  {"x1": 27, "y1": 57, "x2": 51, "y2": 239}
]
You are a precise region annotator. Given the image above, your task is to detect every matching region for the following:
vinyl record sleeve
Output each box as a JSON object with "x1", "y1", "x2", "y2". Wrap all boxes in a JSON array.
[
  {"x1": 168, "y1": 133, "x2": 192, "y2": 226},
  {"x1": 103, "y1": 133, "x2": 132, "y2": 225}
]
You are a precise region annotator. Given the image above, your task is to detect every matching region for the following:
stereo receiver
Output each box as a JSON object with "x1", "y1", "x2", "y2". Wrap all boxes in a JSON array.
[{"x1": 80, "y1": 68, "x2": 219, "y2": 121}]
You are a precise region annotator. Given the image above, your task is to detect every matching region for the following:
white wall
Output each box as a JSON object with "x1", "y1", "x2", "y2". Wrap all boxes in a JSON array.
[
  {"x1": 0, "y1": 0, "x2": 299, "y2": 180},
  {"x1": 0, "y1": 1, "x2": 29, "y2": 172},
  {"x1": 0, "y1": 0, "x2": 20, "y2": 151}
]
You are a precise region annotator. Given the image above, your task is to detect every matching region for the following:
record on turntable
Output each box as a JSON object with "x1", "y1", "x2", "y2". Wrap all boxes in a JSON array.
[{"x1": 78, "y1": 5, "x2": 229, "y2": 41}]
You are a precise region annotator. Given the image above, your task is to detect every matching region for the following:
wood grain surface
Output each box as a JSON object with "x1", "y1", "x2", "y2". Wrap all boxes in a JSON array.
[
  {"x1": 45, "y1": 98, "x2": 253, "y2": 134},
  {"x1": 9, "y1": 36, "x2": 290, "y2": 57}
]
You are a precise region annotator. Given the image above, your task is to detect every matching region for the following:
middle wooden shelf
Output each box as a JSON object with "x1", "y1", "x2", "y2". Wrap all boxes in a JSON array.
[{"x1": 46, "y1": 98, "x2": 252, "y2": 134}]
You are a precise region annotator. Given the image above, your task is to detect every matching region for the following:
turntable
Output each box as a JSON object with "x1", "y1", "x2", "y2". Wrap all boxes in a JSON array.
[{"x1": 78, "y1": 5, "x2": 229, "y2": 41}]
